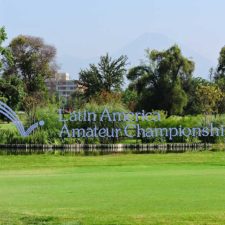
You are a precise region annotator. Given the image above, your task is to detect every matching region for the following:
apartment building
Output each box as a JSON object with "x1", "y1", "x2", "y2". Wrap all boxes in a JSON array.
[{"x1": 46, "y1": 73, "x2": 77, "y2": 98}]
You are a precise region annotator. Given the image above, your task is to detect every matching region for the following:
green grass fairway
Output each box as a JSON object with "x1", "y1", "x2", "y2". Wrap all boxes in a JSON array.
[{"x1": 0, "y1": 152, "x2": 224, "y2": 225}]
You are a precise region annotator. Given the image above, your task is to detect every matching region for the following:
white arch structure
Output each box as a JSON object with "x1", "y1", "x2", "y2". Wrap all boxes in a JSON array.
[{"x1": 0, "y1": 101, "x2": 44, "y2": 137}]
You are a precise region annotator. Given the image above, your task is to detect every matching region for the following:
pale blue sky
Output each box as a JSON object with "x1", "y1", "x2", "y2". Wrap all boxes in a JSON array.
[{"x1": 1, "y1": 0, "x2": 225, "y2": 71}]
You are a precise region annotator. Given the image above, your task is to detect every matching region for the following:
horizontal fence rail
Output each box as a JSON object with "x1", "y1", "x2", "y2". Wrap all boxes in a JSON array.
[{"x1": 0, "y1": 143, "x2": 212, "y2": 154}]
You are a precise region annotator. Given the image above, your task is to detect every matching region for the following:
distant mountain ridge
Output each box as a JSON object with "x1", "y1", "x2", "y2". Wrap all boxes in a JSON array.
[
  {"x1": 114, "y1": 33, "x2": 214, "y2": 78},
  {"x1": 58, "y1": 33, "x2": 215, "y2": 80}
]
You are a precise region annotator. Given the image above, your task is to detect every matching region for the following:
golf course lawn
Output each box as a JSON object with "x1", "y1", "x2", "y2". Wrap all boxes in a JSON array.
[{"x1": 0, "y1": 152, "x2": 224, "y2": 225}]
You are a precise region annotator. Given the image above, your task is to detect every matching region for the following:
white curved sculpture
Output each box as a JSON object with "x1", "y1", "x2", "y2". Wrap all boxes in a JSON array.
[{"x1": 0, "y1": 101, "x2": 44, "y2": 137}]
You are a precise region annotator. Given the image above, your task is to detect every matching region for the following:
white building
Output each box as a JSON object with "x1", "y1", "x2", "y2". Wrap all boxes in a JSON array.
[
  {"x1": 46, "y1": 72, "x2": 86, "y2": 99},
  {"x1": 56, "y1": 73, "x2": 76, "y2": 98},
  {"x1": 46, "y1": 73, "x2": 76, "y2": 98}
]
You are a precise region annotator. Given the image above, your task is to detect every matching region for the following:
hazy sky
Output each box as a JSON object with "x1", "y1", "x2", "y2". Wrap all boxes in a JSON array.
[{"x1": 1, "y1": 0, "x2": 225, "y2": 66}]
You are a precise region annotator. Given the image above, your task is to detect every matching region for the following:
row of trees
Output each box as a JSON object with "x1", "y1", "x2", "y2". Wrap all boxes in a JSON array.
[
  {"x1": 79, "y1": 45, "x2": 225, "y2": 116},
  {"x1": 0, "y1": 27, "x2": 57, "y2": 122},
  {"x1": 1, "y1": 26, "x2": 225, "y2": 119}
]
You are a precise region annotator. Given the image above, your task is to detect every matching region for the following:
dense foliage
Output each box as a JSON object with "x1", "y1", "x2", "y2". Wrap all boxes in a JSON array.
[
  {"x1": 79, "y1": 53, "x2": 127, "y2": 99},
  {"x1": 1, "y1": 26, "x2": 225, "y2": 144}
]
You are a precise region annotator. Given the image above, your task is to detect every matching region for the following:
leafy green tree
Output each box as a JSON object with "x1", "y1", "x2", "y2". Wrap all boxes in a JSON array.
[
  {"x1": 3, "y1": 35, "x2": 58, "y2": 121},
  {"x1": 122, "y1": 89, "x2": 138, "y2": 111},
  {"x1": 215, "y1": 46, "x2": 225, "y2": 79},
  {"x1": 0, "y1": 27, "x2": 24, "y2": 112},
  {"x1": 79, "y1": 53, "x2": 127, "y2": 99},
  {"x1": 3, "y1": 35, "x2": 57, "y2": 95},
  {"x1": 170, "y1": 79, "x2": 188, "y2": 115},
  {"x1": 184, "y1": 77, "x2": 210, "y2": 114},
  {"x1": 127, "y1": 45, "x2": 194, "y2": 115},
  {"x1": 0, "y1": 27, "x2": 13, "y2": 72},
  {"x1": 68, "y1": 90, "x2": 86, "y2": 110},
  {"x1": 23, "y1": 94, "x2": 45, "y2": 124},
  {"x1": 0, "y1": 75, "x2": 25, "y2": 110},
  {"x1": 195, "y1": 84, "x2": 223, "y2": 115},
  {"x1": 90, "y1": 90, "x2": 123, "y2": 105},
  {"x1": 212, "y1": 46, "x2": 225, "y2": 113}
]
